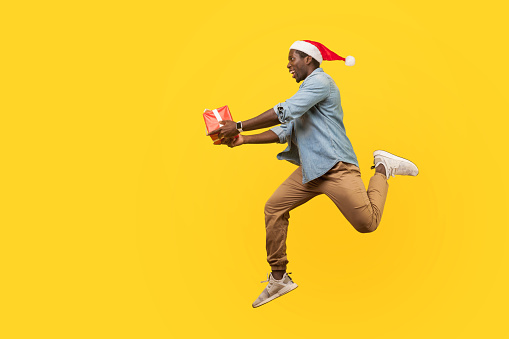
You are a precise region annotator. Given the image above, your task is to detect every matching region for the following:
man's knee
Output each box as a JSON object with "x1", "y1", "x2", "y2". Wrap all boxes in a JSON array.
[
  {"x1": 356, "y1": 225, "x2": 377, "y2": 233},
  {"x1": 264, "y1": 199, "x2": 275, "y2": 216},
  {"x1": 352, "y1": 218, "x2": 378, "y2": 233},
  {"x1": 264, "y1": 199, "x2": 290, "y2": 222},
  {"x1": 264, "y1": 198, "x2": 281, "y2": 216}
]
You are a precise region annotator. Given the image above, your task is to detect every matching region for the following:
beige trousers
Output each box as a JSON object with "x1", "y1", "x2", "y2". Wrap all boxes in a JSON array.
[{"x1": 265, "y1": 161, "x2": 389, "y2": 270}]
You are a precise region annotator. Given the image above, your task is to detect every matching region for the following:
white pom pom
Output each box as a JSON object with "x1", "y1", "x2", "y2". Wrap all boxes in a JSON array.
[{"x1": 345, "y1": 56, "x2": 355, "y2": 66}]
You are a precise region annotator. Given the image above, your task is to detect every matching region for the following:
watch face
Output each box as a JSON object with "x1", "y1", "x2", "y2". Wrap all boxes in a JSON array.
[{"x1": 236, "y1": 122, "x2": 241, "y2": 129}]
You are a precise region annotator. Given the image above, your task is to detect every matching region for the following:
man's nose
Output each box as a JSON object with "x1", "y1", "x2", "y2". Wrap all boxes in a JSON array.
[{"x1": 287, "y1": 62, "x2": 291, "y2": 68}]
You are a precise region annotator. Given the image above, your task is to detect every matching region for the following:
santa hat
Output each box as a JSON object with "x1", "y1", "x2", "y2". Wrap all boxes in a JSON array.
[{"x1": 290, "y1": 40, "x2": 355, "y2": 66}]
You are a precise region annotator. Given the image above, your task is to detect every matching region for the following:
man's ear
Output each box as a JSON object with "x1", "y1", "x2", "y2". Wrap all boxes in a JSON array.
[{"x1": 305, "y1": 55, "x2": 313, "y2": 65}]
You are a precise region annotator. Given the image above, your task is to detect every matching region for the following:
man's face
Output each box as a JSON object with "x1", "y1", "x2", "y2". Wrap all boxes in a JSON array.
[{"x1": 287, "y1": 49, "x2": 307, "y2": 83}]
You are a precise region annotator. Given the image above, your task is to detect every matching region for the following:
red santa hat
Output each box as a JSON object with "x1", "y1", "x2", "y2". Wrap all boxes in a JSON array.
[{"x1": 289, "y1": 40, "x2": 355, "y2": 66}]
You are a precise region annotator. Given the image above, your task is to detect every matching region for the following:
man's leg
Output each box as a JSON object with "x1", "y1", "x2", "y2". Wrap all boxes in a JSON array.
[
  {"x1": 252, "y1": 167, "x2": 319, "y2": 308},
  {"x1": 265, "y1": 166, "x2": 320, "y2": 277},
  {"x1": 319, "y1": 151, "x2": 419, "y2": 233},
  {"x1": 319, "y1": 161, "x2": 389, "y2": 233}
]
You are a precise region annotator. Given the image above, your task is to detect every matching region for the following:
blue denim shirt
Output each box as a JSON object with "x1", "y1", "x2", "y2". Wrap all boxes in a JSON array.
[{"x1": 270, "y1": 68, "x2": 358, "y2": 184}]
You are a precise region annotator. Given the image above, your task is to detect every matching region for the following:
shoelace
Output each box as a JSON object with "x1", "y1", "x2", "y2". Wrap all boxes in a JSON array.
[
  {"x1": 260, "y1": 273, "x2": 270, "y2": 283},
  {"x1": 260, "y1": 272, "x2": 293, "y2": 284},
  {"x1": 371, "y1": 162, "x2": 397, "y2": 178}
]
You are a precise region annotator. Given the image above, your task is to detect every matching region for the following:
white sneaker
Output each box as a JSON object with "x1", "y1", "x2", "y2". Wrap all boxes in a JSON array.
[
  {"x1": 252, "y1": 273, "x2": 298, "y2": 308},
  {"x1": 372, "y1": 150, "x2": 419, "y2": 179}
]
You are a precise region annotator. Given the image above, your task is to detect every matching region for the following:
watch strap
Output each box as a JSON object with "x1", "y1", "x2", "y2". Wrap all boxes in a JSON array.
[{"x1": 236, "y1": 121, "x2": 243, "y2": 133}]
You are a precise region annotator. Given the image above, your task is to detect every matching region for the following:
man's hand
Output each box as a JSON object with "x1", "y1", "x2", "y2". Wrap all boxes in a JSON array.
[
  {"x1": 207, "y1": 120, "x2": 239, "y2": 139},
  {"x1": 222, "y1": 134, "x2": 245, "y2": 148}
]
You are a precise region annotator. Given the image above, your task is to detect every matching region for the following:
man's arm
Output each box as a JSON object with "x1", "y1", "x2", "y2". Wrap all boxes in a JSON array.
[
  {"x1": 223, "y1": 130, "x2": 279, "y2": 148},
  {"x1": 242, "y1": 108, "x2": 280, "y2": 132},
  {"x1": 207, "y1": 108, "x2": 279, "y2": 139},
  {"x1": 208, "y1": 75, "x2": 328, "y2": 139},
  {"x1": 243, "y1": 130, "x2": 279, "y2": 144}
]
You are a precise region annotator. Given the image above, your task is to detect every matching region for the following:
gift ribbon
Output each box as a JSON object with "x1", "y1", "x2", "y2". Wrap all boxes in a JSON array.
[
  {"x1": 204, "y1": 109, "x2": 223, "y2": 141},
  {"x1": 204, "y1": 108, "x2": 224, "y2": 126},
  {"x1": 212, "y1": 109, "x2": 222, "y2": 124}
]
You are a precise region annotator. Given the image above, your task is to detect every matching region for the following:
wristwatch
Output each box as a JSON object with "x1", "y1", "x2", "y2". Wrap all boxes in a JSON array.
[{"x1": 236, "y1": 121, "x2": 243, "y2": 133}]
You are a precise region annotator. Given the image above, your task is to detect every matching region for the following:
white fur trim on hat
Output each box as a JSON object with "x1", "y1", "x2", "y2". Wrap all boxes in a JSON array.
[{"x1": 290, "y1": 41, "x2": 323, "y2": 64}]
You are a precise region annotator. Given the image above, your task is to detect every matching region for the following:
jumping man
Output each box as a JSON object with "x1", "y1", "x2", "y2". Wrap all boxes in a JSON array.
[{"x1": 208, "y1": 40, "x2": 419, "y2": 308}]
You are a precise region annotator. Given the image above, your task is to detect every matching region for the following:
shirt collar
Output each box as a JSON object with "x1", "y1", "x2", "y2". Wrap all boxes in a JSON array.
[{"x1": 311, "y1": 67, "x2": 324, "y2": 74}]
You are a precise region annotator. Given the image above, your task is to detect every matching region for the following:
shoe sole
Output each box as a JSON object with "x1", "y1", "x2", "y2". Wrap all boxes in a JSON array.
[
  {"x1": 252, "y1": 283, "x2": 298, "y2": 308},
  {"x1": 373, "y1": 150, "x2": 419, "y2": 176}
]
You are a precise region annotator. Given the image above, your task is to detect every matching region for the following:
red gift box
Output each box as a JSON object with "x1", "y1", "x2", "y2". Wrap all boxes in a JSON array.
[{"x1": 203, "y1": 105, "x2": 239, "y2": 145}]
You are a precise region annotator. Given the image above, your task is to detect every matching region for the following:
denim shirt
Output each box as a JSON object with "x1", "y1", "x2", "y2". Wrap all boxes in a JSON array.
[{"x1": 270, "y1": 68, "x2": 358, "y2": 184}]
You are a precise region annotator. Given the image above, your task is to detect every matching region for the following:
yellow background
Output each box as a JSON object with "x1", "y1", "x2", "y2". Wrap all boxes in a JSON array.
[{"x1": 2, "y1": 0, "x2": 508, "y2": 338}]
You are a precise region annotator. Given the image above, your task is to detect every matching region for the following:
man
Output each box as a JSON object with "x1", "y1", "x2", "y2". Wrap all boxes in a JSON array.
[{"x1": 208, "y1": 40, "x2": 419, "y2": 308}]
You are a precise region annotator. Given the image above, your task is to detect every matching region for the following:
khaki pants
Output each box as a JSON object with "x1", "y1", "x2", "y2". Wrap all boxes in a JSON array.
[{"x1": 265, "y1": 161, "x2": 389, "y2": 270}]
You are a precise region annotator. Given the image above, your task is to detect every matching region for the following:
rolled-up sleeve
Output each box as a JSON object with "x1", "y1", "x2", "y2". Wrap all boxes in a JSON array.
[
  {"x1": 274, "y1": 75, "x2": 330, "y2": 123},
  {"x1": 270, "y1": 123, "x2": 291, "y2": 144}
]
